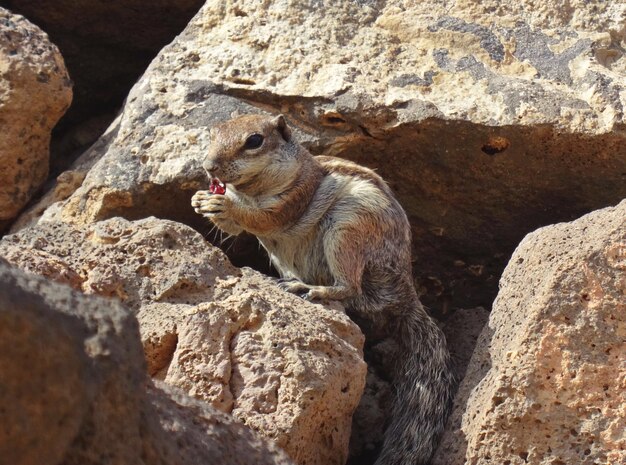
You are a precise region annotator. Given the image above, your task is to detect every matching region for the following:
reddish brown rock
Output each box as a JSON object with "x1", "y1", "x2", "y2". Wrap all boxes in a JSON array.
[
  {"x1": 432, "y1": 200, "x2": 626, "y2": 465},
  {"x1": 0, "y1": 8, "x2": 72, "y2": 225},
  {"x1": 0, "y1": 217, "x2": 367, "y2": 465}
]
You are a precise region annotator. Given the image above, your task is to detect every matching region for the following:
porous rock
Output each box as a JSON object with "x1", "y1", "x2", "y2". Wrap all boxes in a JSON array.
[
  {"x1": 16, "y1": 0, "x2": 626, "y2": 313},
  {"x1": 0, "y1": 217, "x2": 367, "y2": 465},
  {"x1": 432, "y1": 199, "x2": 626, "y2": 465},
  {"x1": 0, "y1": 262, "x2": 293, "y2": 465},
  {"x1": 0, "y1": 8, "x2": 72, "y2": 225}
]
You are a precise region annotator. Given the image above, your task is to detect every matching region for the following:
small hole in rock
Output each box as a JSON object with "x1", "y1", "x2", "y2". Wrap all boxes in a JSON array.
[
  {"x1": 321, "y1": 113, "x2": 347, "y2": 126},
  {"x1": 231, "y1": 77, "x2": 256, "y2": 85},
  {"x1": 481, "y1": 136, "x2": 510, "y2": 155}
]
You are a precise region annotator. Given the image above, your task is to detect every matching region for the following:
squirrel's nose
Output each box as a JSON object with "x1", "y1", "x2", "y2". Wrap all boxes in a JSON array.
[{"x1": 203, "y1": 160, "x2": 220, "y2": 174}]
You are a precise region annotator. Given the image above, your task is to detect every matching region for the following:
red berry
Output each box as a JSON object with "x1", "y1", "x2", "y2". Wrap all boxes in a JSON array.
[{"x1": 209, "y1": 178, "x2": 226, "y2": 195}]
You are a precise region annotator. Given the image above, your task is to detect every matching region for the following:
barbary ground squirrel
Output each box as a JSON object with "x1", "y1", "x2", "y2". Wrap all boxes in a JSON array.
[{"x1": 192, "y1": 114, "x2": 453, "y2": 465}]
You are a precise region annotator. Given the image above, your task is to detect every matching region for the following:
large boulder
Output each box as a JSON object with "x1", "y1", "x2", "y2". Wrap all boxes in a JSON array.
[
  {"x1": 432, "y1": 199, "x2": 626, "y2": 465},
  {"x1": 0, "y1": 262, "x2": 293, "y2": 465},
  {"x1": 14, "y1": 0, "x2": 625, "y2": 313},
  {"x1": 0, "y1": 8, "x2": 72, "y2": 227},
  {"x1": 0, "y1": 217, "x2": 367, "y2": 465}
]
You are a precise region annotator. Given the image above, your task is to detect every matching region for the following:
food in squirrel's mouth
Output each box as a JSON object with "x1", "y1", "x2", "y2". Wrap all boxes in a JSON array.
[{"x1": 209, "y1": 178, "x2": 226, "y2": 195}]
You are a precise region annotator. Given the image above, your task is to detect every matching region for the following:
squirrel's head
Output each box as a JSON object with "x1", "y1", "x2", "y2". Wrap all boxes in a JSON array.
[{"x1": 203, "y1": 114, "x2": 296, "y2": 193}]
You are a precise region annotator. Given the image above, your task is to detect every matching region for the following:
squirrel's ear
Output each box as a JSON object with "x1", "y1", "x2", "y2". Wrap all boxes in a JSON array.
[{"x1": 273, "y1": 114, "x2": 291, "y2": 142}]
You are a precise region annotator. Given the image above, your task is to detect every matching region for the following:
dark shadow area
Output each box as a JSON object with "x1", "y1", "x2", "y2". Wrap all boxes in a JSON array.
[{"x1": 430, "y1": 323, "x2": 495, "y2": 464}]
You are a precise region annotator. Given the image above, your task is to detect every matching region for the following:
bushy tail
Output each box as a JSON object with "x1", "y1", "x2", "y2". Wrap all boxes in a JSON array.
[{"x1": 375, "y1": 300, "x2": 454, "y2": 465}]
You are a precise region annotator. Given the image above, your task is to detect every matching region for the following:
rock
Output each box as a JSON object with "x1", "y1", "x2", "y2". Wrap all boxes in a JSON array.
[
  {"x1": 0, "y1": 261, "x2": 293, "y2": 465},
  {"x1": 430, "y1": 306, "x2": 491, "y2": 465},
  {"x1": 0, "y1": 217, "x2": 367, "y2": 465},
  {"x1": 0, "y1": 8, "x2": 72, "y2": 226},
  {"x1": 0, "y1": 216, "x2": 237, "y2": 307},
  {"x1": 347, "y1": 369, "x2": 393, "y2": 464},
  {"x1": 8, "y1": 169, "x2": 86, "y2": 233},
  {"x1": 147, "y1": 270, "x2": 366, "y2": 465},
  {"x1": 16, "y1": 0, "x2": 625, "y2": 313},
  {"x1": 432, "y1": 200, "x2": 626, "y2": 465},
  {"x1": 4, "y1": 0, "x2": 205, "y2": 158},
  {"x1": 442, "y1": 306, "x2": 490, "y2": 383},
  {"x1": 148, "y1": 382, "x2": 295, "y2": 465}
]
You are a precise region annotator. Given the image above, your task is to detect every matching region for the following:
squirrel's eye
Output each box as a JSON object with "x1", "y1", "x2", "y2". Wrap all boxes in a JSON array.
[{"x1": 244, "y1": 134, "x2": 264, "y2": 150}]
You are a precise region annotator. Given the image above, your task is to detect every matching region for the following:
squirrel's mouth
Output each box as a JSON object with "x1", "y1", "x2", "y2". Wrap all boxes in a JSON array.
[{"x1": 209, "y1": 178, "x2": 226, "y2": 195}]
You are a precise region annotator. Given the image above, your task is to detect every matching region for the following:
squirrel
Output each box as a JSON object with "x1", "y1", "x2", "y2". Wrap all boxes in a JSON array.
[{"x1": 191, "y1": 114, "x2": 453, "y2": 465}]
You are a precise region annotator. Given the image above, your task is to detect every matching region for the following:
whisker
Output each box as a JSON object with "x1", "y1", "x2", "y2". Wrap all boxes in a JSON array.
[{"x1": 223, "y1": 236, "x2": 237, "y2": 254}]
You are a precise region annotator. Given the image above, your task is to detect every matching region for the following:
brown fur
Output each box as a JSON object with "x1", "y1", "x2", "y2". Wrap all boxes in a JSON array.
[{"x1": 192, "y1": 114, "x2": 453, "y2": 465}]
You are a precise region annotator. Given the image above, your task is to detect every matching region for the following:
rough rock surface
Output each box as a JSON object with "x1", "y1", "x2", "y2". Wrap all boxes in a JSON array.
[
  {"x1": 16, "y1": 0, "x2": 626, "y2": 313},
  {"x1": 432, "y1": 199, "x2": 626, "y2": 465},
  {"x1": 0, "y1": 217, "x2": 367, "y2": 465},
  {"x1": 0, "y1": 262, "x2": 293, "y2": 465},
  {"x1": 3, "y1": 0, "x2": 204, "y2": 136},
  {"x1": 0, "y1": 8, "x2": 72, "y2": 226}
]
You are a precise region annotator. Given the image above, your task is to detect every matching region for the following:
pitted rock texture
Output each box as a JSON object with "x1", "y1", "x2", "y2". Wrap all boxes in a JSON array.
[
  {"x1": 432, "y1": 199, "x2": 626, "y2": 465},
  {"x1": 0, "y1": 8, "x2": 72, "y2": 224},
  {"x1": 0, "y1": 262, "x2": 293, "y2": 465},
  {"x1": 143, "y1": 270, "x2": 366, "y2": 465},
  {"x1": 0, "y1": 216, "x2": 236, "y2": 306},
  {"x1": 0, "y1": 217, "x2": 367, "y2": 465},
  {"x1": 16, "y1": 0, "x2": 626, "y2": 313}
]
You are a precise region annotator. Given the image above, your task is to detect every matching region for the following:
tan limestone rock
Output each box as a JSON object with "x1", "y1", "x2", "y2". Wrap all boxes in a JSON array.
[
  {"x1": 432, "y1": 199, "x2": 626, "y2": 465},
  {"x1": 0, "y1": 217, "x2": 367, "y2": 465},
  {"x1": 0, "y1": 8, "x2": 72, "y2": 224}
]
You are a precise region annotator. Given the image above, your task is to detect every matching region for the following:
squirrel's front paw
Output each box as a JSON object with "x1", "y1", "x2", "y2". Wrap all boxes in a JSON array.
[
  {"x1": 191, "y1": 191, "x2": 231, "y2": 218},
  {"x1": 278, "y1": 278, "x2": 313, "y2": 297}
]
